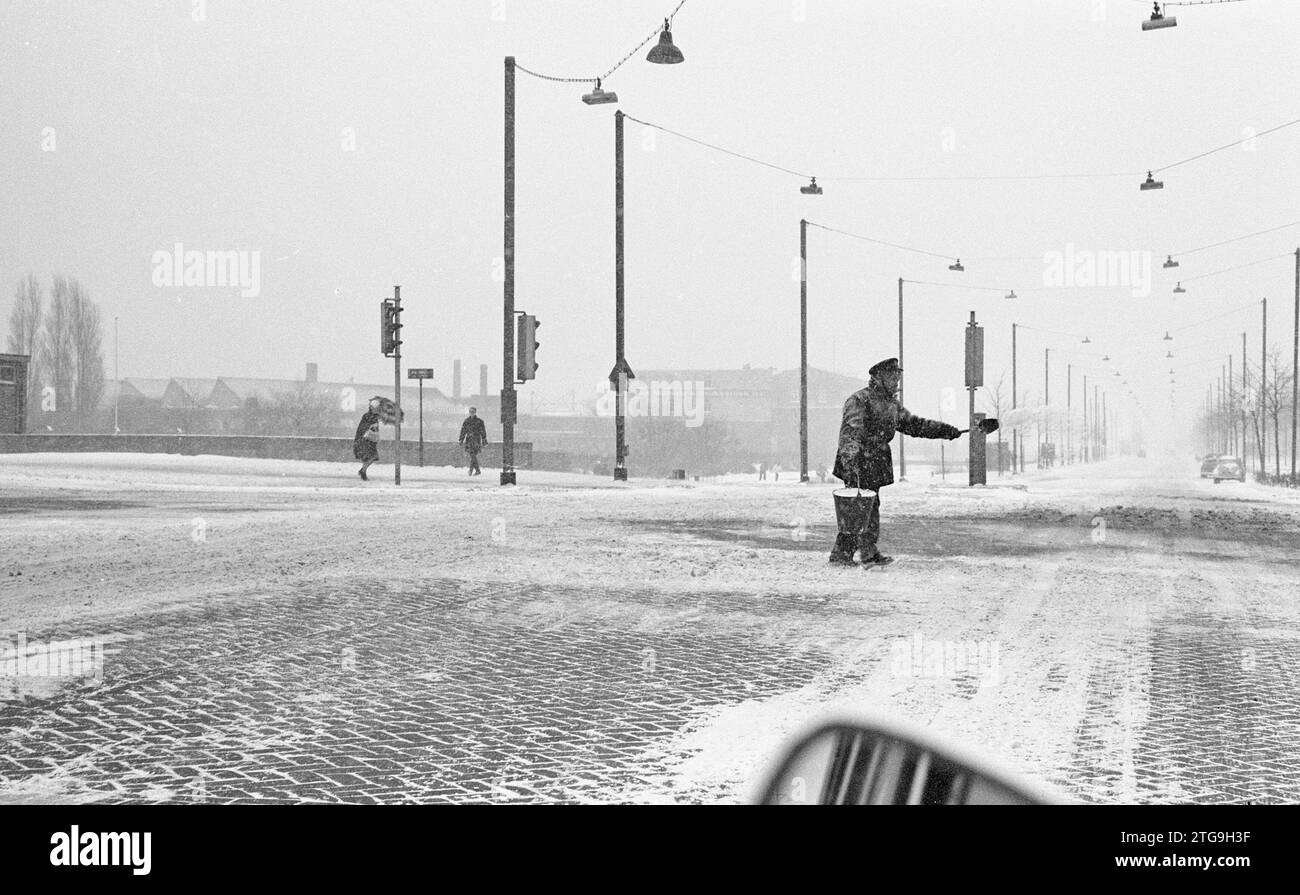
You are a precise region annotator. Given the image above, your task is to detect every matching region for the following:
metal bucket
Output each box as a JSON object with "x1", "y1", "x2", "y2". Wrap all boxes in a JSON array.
[{"x1": 832, "y1": 487, "x2": 877, "y2": 535}]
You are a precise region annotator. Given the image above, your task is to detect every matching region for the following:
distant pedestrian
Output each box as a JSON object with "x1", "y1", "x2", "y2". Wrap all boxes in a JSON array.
[
  {"x1": 772, "y1": 462, "x2": 782, "y2": 482},
  {"x1": 459, "y1": 407, "x2": 488, "y2": 476},
  {"x1": 353, "y1": 398, "x2": 382, "y2": 480},
  {"x1": 758, "y1": 462, "x2": 767, "y2": 481}
]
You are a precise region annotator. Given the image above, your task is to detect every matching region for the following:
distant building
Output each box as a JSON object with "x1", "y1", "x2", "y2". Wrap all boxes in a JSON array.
[{"x1": 0, "y1": 354, "x2": 31, "y2": 434}]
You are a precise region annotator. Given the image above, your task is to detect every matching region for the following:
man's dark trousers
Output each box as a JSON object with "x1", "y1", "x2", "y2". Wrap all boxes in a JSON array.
[{"x1": 859, "y1": 493, "x2": 880, "y2": 557}]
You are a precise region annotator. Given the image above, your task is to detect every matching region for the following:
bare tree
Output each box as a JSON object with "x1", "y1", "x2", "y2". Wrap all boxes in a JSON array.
[
  {"x1": 271, "y1": 380, "x2": 338, "y2": 436},
  {"x1": 1260, "y1": 349, "x2": 1294, "y2": 478},
  {"x1": 980, "y1": 369, "x2": 1009, "y2": 474},
  {"x1": 6, "y1": 274, "x2": 44, "y2": 410},
  {"x1": 37, "y1": 275, "x2": 105, "y2": 422},
  {"x1": 70, "y1": 280, "x2": 104, "y2": 415},
  {"x1": 41, "y1": 276, "x2": 77, "y2": 413}
]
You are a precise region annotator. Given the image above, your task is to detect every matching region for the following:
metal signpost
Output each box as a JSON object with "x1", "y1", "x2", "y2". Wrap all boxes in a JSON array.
[
  {"x1": 408, "y1": 368, "x2": 434, "y2": 467},
  {"x1": 965, "y1": 311, "x2": 986, "y2": 486}
]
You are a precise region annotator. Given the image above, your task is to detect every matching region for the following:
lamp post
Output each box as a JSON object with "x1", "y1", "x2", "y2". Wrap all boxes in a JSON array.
[
  {"x1": 800, "y1": 220, "x2": 809, "y2": 483},
  {"x1": 612, "y1": 110, "x2": 631, "y2": 481}
]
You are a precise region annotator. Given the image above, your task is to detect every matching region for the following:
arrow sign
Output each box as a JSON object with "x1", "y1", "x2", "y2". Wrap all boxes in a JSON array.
[{"x1": 608, "y1": 358, "x2": 636, "y2": 387}]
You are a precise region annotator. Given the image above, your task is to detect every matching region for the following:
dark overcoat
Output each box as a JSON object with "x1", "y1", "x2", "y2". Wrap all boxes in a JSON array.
[
  {"x1": 832, "y1": 383, "x2": 960, "y2": 488},
  {"x1": 459, "y1": 415, "x2": 488, "y2": 453},
  {"x1": 353, "y1": 411, "x2": 380, "y2": 462}
]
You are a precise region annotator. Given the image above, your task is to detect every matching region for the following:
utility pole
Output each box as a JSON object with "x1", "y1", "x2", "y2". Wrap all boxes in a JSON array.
[
  {"x1": 898, "y1": 277, "x2": 905, "y2": 480},
  {"x1": 1044, "y1": 348, "x2": 1051, "y2": 465},
  {"x1": 1082, "y1": 374, "x2": 1088, "y2": 463},
  {"x1": 1228, "y1": 354, "x2": 1235, "y2": 456},
  {"x1": 113, "y1": 315, "x2": 119, "y2": 434},
  {"x1": 500, "y1": 57, "x2": 518, "y2": 486},
  {"x1": 1067, "y1": 363, "x2": 1072, "y2": 464},
  {"x1": 1292, "y1": 248, "x2": 1298, "y2": 479},
  {"x1": 1242, "y1": 331, "x2": 1248, "y2": 471},
  {"x1": 1011, "y1": 323, "x2": 1018, "y2": 472},
  {"x1": 1093, "y1": 384, "x2": 1099, "y2": 460},
  {"x1": 1211, "y1": 366, "x2": 1222, "y2": 455},
  {"x1": 612, "y1": 110, "x2": 631, "y2": 481},
  {"x1": 393, "y1": 285, "x2": 402, "y2": 486},
  {"x1": 1261, "y1": 298, "x2": 1268, "y2": 472},
  {"x1": 800, "y1": 219, "x2": 808, "y2": 483},
  {"x1": 1102, "y1": 391, "x2": 1108, "y2": 460}
]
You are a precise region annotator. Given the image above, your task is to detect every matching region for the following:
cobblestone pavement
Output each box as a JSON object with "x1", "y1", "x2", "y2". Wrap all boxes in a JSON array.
[
  {"x1": 0, "y1": 580, "x2": 834, "y2": 803},
  {"x1": 2, "y1": 558, "x2": 1299, "y2": 803}
]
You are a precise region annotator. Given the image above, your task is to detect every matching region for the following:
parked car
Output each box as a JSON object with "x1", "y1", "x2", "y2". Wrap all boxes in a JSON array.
[{"x1": 1208, "y1": 456, "x2": 1246, "y2": 484}]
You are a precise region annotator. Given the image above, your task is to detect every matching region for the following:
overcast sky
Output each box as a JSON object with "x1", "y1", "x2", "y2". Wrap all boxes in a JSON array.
[{"x1": 3, "y1": 0, "x2": 1297, "y2": 442}]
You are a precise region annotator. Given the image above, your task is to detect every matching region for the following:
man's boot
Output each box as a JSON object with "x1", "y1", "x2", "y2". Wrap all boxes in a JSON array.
[
  {"x1": 829, "y1": 533, "x2": 857, "y2": 564},
  {"x1": 856, "y1": 492, "x2": 889, "y2": 564}
]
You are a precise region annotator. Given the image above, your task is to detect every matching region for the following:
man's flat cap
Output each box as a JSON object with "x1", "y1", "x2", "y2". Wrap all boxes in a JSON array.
[{"x1": 869, "y1": 357, "x2": 901, "y2": 376}]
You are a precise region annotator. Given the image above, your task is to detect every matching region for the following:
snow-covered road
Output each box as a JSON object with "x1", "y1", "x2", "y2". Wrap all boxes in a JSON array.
[{"x1": 1, "y1": 452, "x2": 1298, "y2": 803}]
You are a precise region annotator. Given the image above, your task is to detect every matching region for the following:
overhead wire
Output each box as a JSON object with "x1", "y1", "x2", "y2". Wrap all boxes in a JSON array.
[{"x1": 514, "y1": 0, "x2": 686, "y2": 85}]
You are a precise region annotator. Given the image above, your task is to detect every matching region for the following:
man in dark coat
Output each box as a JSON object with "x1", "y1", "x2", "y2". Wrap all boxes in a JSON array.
[
  {"x1": 353, "y1": 398, "x2": 381, "y2": 481},
  {"x1": 831, "y1": 358, "x2": 962, "y2": 565},
  {"x1": 459, "y1": 407, "x2": 488, "y2": 476}
]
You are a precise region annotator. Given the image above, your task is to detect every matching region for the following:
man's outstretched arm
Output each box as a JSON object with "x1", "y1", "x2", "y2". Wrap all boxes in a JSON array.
[{"x1": 897, "y1": 407, "x2": 962, "y2": 440}]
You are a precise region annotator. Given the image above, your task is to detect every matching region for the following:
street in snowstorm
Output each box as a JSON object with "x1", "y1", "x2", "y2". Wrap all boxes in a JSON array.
[{"x1": 3, "y1": 0, "x2": 1300, "y2": 818}]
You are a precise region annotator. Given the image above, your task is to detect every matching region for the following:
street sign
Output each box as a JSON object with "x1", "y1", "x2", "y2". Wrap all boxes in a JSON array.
[
  {"x1": 965, "y1": 320, "x2": 984, "y2": 388},
  {"x1": 608, "y1": 358, "x2": 636, "y2": 386},
  {"x1": 407, "y1": 368, "x2": 434, "y2": 380}
]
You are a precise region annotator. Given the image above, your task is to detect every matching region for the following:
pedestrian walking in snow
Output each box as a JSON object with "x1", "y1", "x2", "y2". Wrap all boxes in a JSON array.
[
  {"x1": 353, "y1": 398, "x2": 382, "y2": 481},
  {"x1": 459, "y1": 407, "x2": 488, "y2": 476},
  {"x1": 758, "y1": 461, "x2": 767, "y2": 481},
  {"x1": 831, "y1": 358, "x2": 962, "y2": 566}
]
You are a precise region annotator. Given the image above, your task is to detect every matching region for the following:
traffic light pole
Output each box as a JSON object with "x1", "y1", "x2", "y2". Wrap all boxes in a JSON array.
[
  {"x1": 501, "y1": 57, "x2": 517, "y2": 486},
  {"x1": 393, "y1": 285, "x2": 402, "y2": 486}
]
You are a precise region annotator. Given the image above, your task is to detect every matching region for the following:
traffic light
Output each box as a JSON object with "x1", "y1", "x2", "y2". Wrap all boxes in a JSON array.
[
  {"x1": 516, "y1": 314, "x2": 540, "y2": 381},
  {"x1": 381, "y1": 299, "x2": 400, "y2": 357}
]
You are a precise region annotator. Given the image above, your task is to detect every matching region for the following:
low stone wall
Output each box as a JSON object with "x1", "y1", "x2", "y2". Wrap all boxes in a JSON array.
[{"x1": 0, "y1": 434, "x2": 531, "y2": 468}]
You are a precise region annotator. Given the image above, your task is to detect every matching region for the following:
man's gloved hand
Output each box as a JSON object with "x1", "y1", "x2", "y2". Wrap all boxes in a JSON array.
[{"x1": 945, "y1": 424, "x2": 963, "y2": 440}]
